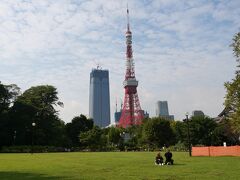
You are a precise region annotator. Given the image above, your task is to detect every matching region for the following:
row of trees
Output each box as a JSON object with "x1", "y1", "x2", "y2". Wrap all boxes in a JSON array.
[
  {"x1": 0, "y1": 81, "x2": 238, "y2": 151},
  {"x1": 0, "y1": 83, "x2": 93, "y2": 148}
]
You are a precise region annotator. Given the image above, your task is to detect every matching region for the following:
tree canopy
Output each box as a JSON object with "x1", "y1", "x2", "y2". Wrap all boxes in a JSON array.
[
  {"x1": 66, "y1": 114, "x2": 94, "y2": 146},
  {"x1": 225, "y1": 32, "x2": 240, "y2": 135},
  {"x1": 142, "y1": 117, "x2": 176, "y2": 148},
  {"x1": 0, "y1": 82, "x2": 20, "y2": 113}
]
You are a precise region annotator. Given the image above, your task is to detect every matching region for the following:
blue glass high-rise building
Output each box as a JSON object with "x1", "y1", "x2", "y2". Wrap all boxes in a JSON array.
[{"x1": 89, "y1": 68, "x2": 110, "y2": 127}]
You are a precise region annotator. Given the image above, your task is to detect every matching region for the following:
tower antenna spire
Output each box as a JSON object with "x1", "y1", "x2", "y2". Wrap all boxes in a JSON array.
[{"x1": 127, "y1": 3, "x2": 130, "y2": 31}]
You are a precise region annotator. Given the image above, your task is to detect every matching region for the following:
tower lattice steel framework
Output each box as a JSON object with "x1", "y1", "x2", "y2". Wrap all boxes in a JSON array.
[{"x1": 118, "y1": 8, "x2": 144, "y2": 128}]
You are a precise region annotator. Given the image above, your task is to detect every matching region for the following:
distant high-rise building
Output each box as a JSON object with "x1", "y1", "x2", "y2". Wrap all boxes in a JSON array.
[
  {"x1": 156, "y1": 101, "x2": 169, "y2": 116},
  {"x1": 192, "y1": 110, "x2": 204, "y2": 117},
  {"x1": 114, "y1": 111, "x2": 122, "y2": 124},
  {"x1": 114, "y1": 100, "x2": 122, "y2": 124},
  {"x1": 89, "y1": 68, "x2": 110, "y2": 127},
  {"x1": 144, "y1": 111, "x2": 150, "y2": 119},
  {"x1": 156, "y1": 101, "x2": 174, "y2": 120}
]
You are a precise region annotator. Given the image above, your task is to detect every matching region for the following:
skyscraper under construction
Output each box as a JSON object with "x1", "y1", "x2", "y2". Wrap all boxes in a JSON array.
[{"x1": 89, "y1": 68, "x2": 110, "y2": 127}]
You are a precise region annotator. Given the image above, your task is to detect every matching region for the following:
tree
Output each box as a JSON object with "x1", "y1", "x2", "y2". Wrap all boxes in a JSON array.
[
  {"x1": 142, "y1": 117, "x2": 175, "y2": 149},
  {"x1": 17, "y1": 85, "x2": 63, "y2": 115},
  {"x1": 224, "y1": 32, "x2": 240, "y2": 135},
  {"x1": 0, "y1": 82, "x2": 20, "y2": 147},
  {"x1": 224, "y1": 77, "x2": 240, "y2": 135},
  {"x1": 231, "y1": 32, "x2": 240, "y2": 72},
  {"x1": 9, "y1": 85, "x2": 65, "y2": 146},
  {"x1": 172, "y1": 121, "x2": 187, "y2": 144},
  {"x1": 79, "y1": 126, "x2": 107, "y2": 151},
  {"x1": 124, "y1": 125, "x2": 145, "y2": 150},
  {"x1": 0, "y1": 82, "x2": 20, "y2": 113},
  {"x1": 0, "y1": 110, "x2": 12, "y2": 146},
  {"x1": 108, "y1": 127, "x2": 121, "y2": 146},
  {"x1": 189, "y1": 116, "x2": 217, "y2": 146},
  {"x1": 66, "y1": 114, "x2": 93, "y2": 146},
  {"x1": 212, "y1": 120, "x2": 239, "y2": 146}
]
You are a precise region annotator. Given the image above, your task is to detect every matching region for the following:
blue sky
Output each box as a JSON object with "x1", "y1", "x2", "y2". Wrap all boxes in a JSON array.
[{"x1": 0, "y1": 0, "x2": 239, "y2": 123}]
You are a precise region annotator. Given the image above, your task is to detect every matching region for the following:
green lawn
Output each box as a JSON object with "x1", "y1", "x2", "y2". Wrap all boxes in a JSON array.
[{"x1": 0, "y1": 152, "x2": 239, "y2": 179}]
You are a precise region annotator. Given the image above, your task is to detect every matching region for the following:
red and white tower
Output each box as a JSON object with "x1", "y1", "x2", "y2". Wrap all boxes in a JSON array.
[{"x1": 118, "y1": 8, "x2": 144, "y2": 128}]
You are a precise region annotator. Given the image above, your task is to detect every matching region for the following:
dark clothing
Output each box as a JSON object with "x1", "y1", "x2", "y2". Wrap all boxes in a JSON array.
[
  {"x1": 164, "y1": 151, "x2": 174, "y2": 165},
  {"x1": 155, "y1": 154, "x2": 164, "y2": 165}
]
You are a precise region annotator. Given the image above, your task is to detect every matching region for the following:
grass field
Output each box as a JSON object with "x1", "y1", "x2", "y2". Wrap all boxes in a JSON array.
[{"x1": 0, "y1": 152, "x2": 239, "y2": 180}]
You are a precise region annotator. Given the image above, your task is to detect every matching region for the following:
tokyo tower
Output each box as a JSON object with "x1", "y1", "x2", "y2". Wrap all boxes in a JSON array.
[{"x1": 118, "y1": 7, "x2": 144, "y2": 128}]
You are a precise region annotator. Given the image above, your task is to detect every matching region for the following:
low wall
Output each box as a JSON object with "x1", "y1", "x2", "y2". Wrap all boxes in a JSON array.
[{"x1": 192, "y1": 146, "x2": 240, "y2": 156}]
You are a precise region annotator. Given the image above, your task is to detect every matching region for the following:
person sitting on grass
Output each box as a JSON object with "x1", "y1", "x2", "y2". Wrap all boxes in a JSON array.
[
  {"x1": 165, "y1": 150, "x2": 174, "y2": 165},
  {"x1": 155, "y1": 152, "x2": 164, "y2": 166}
]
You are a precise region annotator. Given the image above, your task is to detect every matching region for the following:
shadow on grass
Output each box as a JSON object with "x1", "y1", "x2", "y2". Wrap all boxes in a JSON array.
[
  {"x1": 173, "y1": 163, "x2": 186, "y2": 166},
  {"x1": 0, "y1": 172, "x2": 66, "y2": 180},
  {"x1": 154, "y1": 163, "x2": 185, "y2": 166}
]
